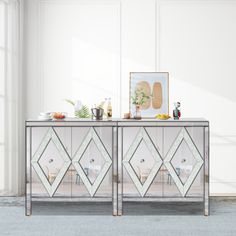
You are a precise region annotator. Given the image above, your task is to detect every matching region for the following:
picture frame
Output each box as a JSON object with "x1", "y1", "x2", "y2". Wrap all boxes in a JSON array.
[{"x1": 129, "y1": 72, "x2": 169, "y2": 118}]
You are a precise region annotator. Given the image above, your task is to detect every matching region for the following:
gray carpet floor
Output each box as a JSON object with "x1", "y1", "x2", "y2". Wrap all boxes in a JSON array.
[{"x1": 0, "y1": 197, "x2": 236, "y2": 236}]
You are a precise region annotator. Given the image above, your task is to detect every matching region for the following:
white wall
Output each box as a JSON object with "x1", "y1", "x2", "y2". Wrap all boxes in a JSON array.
[{"x1": 24, "y1": 0, "x2": 236, "y2": 195}]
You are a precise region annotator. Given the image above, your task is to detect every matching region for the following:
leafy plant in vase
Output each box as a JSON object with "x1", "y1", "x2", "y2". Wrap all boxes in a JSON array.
[
  {"x1": 65, "y1": 99, "x2": 91, "y2": 118},
  {"x1": 131, "y1": 89, "x2": 150, "y2": 119}
]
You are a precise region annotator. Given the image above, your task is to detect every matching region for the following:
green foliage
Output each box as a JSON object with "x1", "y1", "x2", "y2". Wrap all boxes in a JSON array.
[
  {"x1": 65, "y1": 99, "x2": 91, "y2": 118},
  {"x1": 131, "y1": 89, "x2": 150, "y2": 106},
  {"x1": 75, "y1": 105, "x2": 91, "y2": 118},
  {"x1": 64, "y1": 99, "x2": 75, "y2": 106}
]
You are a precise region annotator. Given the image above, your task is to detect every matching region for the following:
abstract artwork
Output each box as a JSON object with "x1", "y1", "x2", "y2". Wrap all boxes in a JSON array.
[{"x1": 130, "y1": 72, "x2": 169, "y2": 118}]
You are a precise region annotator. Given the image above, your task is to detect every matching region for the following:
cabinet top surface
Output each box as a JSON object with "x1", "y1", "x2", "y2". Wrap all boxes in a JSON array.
[
  {"x1": 26, "y1": 118, "x2": 209, "y2": 127},
  {"x1": 27, "y1": 117, "x2": 208, "y2": 122}
]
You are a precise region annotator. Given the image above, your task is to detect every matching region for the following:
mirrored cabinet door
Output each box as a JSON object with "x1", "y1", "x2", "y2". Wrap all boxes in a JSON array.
[
  {"x1": 31, "y1": 127, "x2": 71, "y2": 198},
  {"x1": 71, "y1": 127, "x2": 112, "y2": 199},
  {"x1": 30, "y1": 126, "x2": 113, "y2": 199},
  {"x1": 122, "y1": 127, "x2": 163, "y2": 198},
  {"x1": 163, "y1": 127, "x2": 204, "y2": 198},
  {"x1": 121, "y1": 126, "x2": 205, "y2": 200}
]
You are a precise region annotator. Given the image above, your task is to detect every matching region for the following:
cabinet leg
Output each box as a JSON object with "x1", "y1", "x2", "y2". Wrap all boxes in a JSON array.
[
  {"x1": 25, "y1": 127, "x2": 32, "y2": 216},
  {"x1": 117, "y1": 127, "x2": 123, "y2": 216},
  {"x1": 112, "y1": 127, "x2": 118, "y2": 216},
  {"x1": 25, "y1": 190, "x2": 31, "y2": 216},
  {"x1": 204, "y1": 126, "x2": 209, "y2": 216}
]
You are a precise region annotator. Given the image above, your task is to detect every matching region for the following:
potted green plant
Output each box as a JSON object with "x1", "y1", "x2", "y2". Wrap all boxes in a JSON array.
[
  {"x1": 131, "y1": 89, "x2": 150, "y2": 119},
  {"x1": 65, "y1": 99, "x2": 91, "y2": 118}
]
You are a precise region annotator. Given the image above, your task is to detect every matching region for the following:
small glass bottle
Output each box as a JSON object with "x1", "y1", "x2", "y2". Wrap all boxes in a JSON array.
[
  {"x1": 99, "y1": 99, "x2": 105, "y2": 110},
  {"x1": 107, "y1": 98, "x2": 112, "y2": 120}
]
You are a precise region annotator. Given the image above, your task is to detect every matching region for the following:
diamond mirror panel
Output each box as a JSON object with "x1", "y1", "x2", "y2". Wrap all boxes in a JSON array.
[
  {"x1": 171, "y1": 139, "x2": 197, "y2": 185},
  {"x1": 123, "y1": 128, "x2": 162, "y2": 197},
  {"x1": 72, "y1": 128, "x2": 112, "y2": 197},
  {"x1": 79, "y1": 139, "x2": 106, "y2": 185},
  {"x1": 164, "y1": 128, "x2": 204, "y2": 197},
  {"x1": 129, "y1": 139, "x2": 156, "y2": 185},
  {"x1": 31, "y1": 128, "x2": 71, "y2": 197},
  {"x1": 38, "y1": 139, "x2": 65, "y2": 185}
]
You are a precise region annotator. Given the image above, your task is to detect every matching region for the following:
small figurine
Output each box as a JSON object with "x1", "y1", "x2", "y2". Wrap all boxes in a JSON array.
[{"x1": 173, "y1": 102, "x2": 181, "y2": 120}]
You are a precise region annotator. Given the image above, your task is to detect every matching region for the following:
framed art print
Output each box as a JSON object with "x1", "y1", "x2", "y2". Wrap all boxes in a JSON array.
[{"x1": 129, "y1": 72, "x2": 169, "y2": 118}]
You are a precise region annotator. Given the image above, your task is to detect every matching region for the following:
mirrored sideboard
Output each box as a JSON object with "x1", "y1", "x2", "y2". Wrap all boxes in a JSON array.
[{"x1": 25, "y1": 118, "x2": 209, "y2": 216}]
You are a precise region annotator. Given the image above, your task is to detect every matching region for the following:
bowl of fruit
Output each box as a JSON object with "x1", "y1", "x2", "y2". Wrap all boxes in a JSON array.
[
  {"x1": 52, "y1": 112, "x2": 67, "y2": 120},
  {"x1": 155, "y1": 114, "x2": 171, "y2": 120}
]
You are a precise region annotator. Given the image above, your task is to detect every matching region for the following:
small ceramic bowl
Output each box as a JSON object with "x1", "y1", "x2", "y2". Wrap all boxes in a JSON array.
[
  {"x1": 123, "y1": 113, "x2": 131, "y2": 119},
  {"x1": 40, "y1": 111, "x2": 52, "y2": 117}
]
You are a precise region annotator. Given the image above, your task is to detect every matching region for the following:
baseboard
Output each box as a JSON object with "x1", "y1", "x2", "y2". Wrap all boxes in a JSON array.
[{"x1": 210, "y1": 193, "x2": 236, "y2": 197}]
